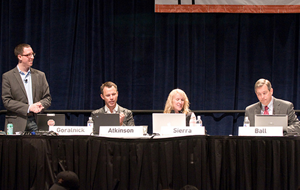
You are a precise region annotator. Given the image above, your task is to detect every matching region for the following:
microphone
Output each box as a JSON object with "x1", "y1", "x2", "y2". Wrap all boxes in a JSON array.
[{"x1": 24, "y1": 79, "x2": 28, "y2": 83}]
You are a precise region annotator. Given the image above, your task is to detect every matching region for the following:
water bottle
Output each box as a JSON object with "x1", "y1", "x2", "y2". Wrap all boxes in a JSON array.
[
  {"x1": 243, "y1": 116, "x2": 250, "y2": 127},
  {"x1": 7, "y1": 122, "x2": 13, "y2": 135},
  {"x1": 196, "y1": 116, "x2": 203, "y2": 127},
  {"x1": 87, "y1": 117, "x2": 94, "y2": 128},
  {"x1": 189, "y1": 113, "x2": 196, "y2": 126}
]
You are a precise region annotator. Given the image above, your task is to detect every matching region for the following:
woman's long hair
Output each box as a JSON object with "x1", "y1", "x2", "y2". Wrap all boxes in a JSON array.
[{"x1": 163, "y1": 89, "x2": 190, "y2": 114}]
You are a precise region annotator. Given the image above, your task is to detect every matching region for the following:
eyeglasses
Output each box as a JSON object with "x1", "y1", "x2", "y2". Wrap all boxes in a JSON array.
[{"x1": 21, "y1": 53, "x2": 36, "y2": 57}]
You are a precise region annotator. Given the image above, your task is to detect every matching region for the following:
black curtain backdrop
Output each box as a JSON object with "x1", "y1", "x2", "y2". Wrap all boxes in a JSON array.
[
  {"x1": 1, "y1": 135, "x2": 300, "y2": 190},
  {"x1": 0, "y1": 0, "x2": 299, "y2": 135}
]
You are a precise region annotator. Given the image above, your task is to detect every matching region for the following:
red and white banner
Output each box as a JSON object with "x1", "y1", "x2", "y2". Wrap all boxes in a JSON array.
[{"x1": 155, "y1": 0, "x2": 300, "y2": 13}]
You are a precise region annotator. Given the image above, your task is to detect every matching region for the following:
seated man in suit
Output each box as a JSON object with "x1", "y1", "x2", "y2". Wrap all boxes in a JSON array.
[
  {"x1": 91, "y1": 81, "x2": 135, "y2": 126},
  {"x1": 245, "y1": 78, "x2": 300, "y2": 134}
]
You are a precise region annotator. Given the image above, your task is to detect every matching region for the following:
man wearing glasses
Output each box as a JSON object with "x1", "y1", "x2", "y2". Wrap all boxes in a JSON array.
[{"x1": 2, "y1": 43, "x2": 51, "y2": 133}]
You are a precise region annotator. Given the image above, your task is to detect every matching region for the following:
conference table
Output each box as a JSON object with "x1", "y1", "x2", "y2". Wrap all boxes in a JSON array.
[{"x1": 0, "y1": 134, "x2": 299, "y2": 190}]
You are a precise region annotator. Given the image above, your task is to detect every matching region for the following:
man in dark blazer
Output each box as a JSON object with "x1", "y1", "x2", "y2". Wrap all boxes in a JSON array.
[
  {"x1": 245, "y1": 78, "x2": 300, "y2": 133},
  {"x1": 91, "y1": 81, "x2": 134, "y2": 126},
  {"x1": 2, "y1": 43, "x2": 51, "y2": 133}
]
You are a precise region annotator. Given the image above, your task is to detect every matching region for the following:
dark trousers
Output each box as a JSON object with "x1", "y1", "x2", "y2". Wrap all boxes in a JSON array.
[{"x1": 25, "y1": 116, "x2": 38, "y2": 132}]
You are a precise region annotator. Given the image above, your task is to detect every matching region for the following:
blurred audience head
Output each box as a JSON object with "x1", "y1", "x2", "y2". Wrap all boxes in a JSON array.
[
  {"x1": 49, "y1": 171, "x2": 79, "y2": 190},
  {"x1": 180, "y1": 185, "x2": 198, "y2": 190}
]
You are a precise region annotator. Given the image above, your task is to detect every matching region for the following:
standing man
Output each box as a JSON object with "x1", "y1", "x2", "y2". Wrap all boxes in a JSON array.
[
  {"x1": 245, "y1": 78, "x2": 300, "y2": 133},
  {"x1": 91, "y1": 81, "x2": 135, "y2": 126},
  {"x1": 2, "y1": 43, "x2": 51, "y2": 133}
]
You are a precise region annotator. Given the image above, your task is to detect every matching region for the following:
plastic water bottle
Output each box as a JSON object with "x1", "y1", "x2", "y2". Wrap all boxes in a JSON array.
[
  {"x1": 87, "y1": 117, "x2": 94, "y2": 128},
  {"x1": 196, "y1": 116, "x2": 203, "y2": 127},
  {"x1": 189, "y1": 113, "x2": 196, "y2": 126},
  {"x1": 7, "y1": 122, "x2": 13, "y2": 135},
  {"x1": 243, "y1": 116, "x2": 250, "y2": 127}
]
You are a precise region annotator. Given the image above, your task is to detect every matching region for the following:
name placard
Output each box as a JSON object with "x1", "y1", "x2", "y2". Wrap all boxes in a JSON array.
[
  {"x1": 238, "y1": 126, "x2": 283, "y2": 136},
  {"x1": 161, "y1": 126, "x2": 205, "y2": 136},
  {"x1": 99, "y1": 126, "x2": 143, "y2": 137},
  {"x1": 49, "y1": 126, "x2": 93, "y2": 135}
]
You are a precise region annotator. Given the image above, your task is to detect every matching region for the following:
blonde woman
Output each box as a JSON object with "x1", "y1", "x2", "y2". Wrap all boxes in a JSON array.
[{"x1": 164, "y1": 89, "x2": 195, "y2": 126}]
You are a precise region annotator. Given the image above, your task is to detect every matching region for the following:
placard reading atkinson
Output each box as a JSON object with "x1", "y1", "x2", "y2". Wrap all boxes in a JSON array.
[{"x1": 99, "y1": 126, "x2": 144, "y2": 137}]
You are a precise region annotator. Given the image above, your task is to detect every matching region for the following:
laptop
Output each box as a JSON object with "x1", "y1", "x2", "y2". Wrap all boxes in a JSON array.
[
  {"x1": 36, "y1": 114, "x2": 65, "y2": 131},
  {"x1": 92, "y1": 113, "x2": 120, "y2": 135},
  {"x1": 254, "y1": 114, "x2": 288, "y2": 132},
  {"x1": 152, "y1": 113, "x2": 186, "y2": 134}
]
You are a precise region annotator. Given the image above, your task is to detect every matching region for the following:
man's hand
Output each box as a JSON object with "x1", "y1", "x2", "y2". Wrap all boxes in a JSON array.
[
  {"x1": 119, "y1": 112, "x2": 125, "y2": 126},
  {"x1": 29, "y1": 102, "x2": 44, "y2": 113}
]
